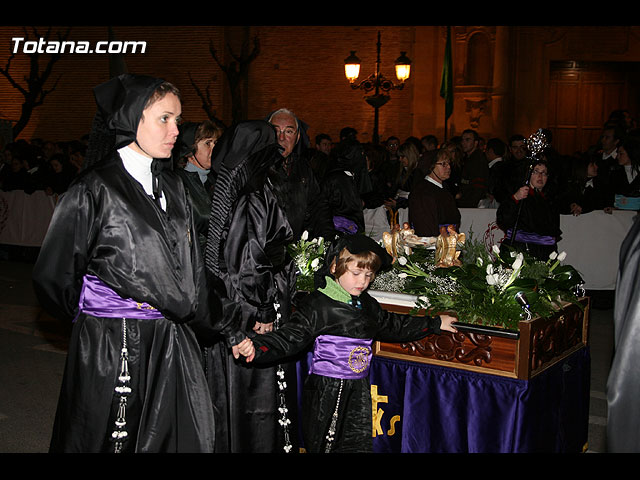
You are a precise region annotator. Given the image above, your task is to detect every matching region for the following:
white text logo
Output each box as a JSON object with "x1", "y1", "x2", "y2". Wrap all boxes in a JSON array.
[{"x1": 11, "y1": 37, "x2": 147, "y2": 54}]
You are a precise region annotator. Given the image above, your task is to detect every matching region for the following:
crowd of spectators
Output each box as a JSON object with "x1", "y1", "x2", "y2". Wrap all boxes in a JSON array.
[
  {"x1": 0, "y1": 137, "x2": 87, "y2": 196},
  {"x1": 2, "y1": 108, "x2": 638, "y2": 240},
  {"x1": 305, "y1": 109, "x2": 639, "y2": 246}
]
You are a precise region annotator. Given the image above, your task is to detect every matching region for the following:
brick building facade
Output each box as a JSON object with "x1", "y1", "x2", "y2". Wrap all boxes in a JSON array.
[{"x1": 1, "y1": 26, "x2": 640, "y2": 156}]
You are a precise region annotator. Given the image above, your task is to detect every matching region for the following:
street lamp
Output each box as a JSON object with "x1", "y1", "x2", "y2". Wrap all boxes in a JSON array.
[{"x1": 344, "y1": 31, "x2": 411, "y2": 144}]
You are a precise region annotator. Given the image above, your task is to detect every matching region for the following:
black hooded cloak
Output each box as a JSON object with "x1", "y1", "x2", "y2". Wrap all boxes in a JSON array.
[
  {"x1": 321, "y1": 141, "x2": 367, "y2": 234},
  {"x1": 32, "y1": 74, "x2": 241, "y2": 453},
  {"x1": 204, "y1": 120, "x2": 300, "y2": 453}
]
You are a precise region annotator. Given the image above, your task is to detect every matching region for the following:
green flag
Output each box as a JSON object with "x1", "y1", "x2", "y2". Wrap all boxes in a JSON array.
[{"x1": 440, "y1": 26, "x2": 453, "y2": 121}]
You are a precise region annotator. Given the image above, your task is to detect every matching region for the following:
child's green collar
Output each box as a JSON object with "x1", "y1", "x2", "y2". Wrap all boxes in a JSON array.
[{"x1": 318, "y1": 275, "x2": 352, "y2": 304}]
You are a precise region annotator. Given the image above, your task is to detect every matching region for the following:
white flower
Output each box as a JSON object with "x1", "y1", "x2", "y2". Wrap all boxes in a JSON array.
[
  {"x1": 486, "y1": 264, "x2": 494, "y2": 275},
  {"x1": 549, "y1": 251, "x2": 557, "y2": 261},
  {"x1": 557, "y1": 251, "x2": 567, "y2": 262},
  {"x1": 476, "y1": 257, "x2": 483, "y2": 267},
  {"x1": 492, "y1": 244, "x2": 500, "y2": 256},
  {"x1": 311, "y1": 258, "x2": 320, "y2": 270},
  {"x1": 398, "y1": 273, "x2": 408, "y2": 279},
  {"x1": 512, "y1": 253, "x2": 524, "y2": 271},
  {"x1": 301, "y1": 230, "x2": 309, "y2": 241},
  {"x1": 398, "y1": 256, "x2": 408, "y2": 266},
  {"x1": 486, "y1": 274, "x2": 497, "y2": 285}
]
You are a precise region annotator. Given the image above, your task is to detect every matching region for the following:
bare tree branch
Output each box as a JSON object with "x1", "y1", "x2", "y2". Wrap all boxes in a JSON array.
[{"x1": 0, "y1": 26, "x2": 71, "y2": 138}]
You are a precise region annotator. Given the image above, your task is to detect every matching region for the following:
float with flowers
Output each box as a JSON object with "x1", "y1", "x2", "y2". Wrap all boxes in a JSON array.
[{"x1": 288, "y1": 224, "x2": 590, "y2": 380}]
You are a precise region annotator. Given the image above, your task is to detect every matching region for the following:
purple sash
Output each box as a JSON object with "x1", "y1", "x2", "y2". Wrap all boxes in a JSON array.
[
  {"x1": 506, "y1": 229, "x2": 556, "y2": 246},
  {"x1": 333, "y1": 216, "x2": 358, "y2": 234},
  {"x1": 76, "y1": 274, "x2": 164, "y2": 320},
  {"x1": 309, "y1": 335, "x2": 373, "y2": 380}
]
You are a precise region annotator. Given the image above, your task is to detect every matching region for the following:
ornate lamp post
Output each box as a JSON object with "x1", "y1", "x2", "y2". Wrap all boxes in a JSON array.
[{"x1": 344, "y1": 31, "x2": 412, "y2": 144}]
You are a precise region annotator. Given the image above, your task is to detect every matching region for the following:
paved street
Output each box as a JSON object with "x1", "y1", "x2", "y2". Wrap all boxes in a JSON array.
[{"x1": 0, "y1": 255, "x2": 615, "y2": 453}]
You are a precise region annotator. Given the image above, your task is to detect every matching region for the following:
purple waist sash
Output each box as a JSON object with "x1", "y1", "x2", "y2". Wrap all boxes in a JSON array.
[
  {"x1": 76, "y1": 274, "x2": 164, "y2": 320},
  {"x1": 309, "y1": 335, "x2": 373, "y2": 380},
  {"x1": 506, "y1": 229, "x2": 556, "y2": 246}
]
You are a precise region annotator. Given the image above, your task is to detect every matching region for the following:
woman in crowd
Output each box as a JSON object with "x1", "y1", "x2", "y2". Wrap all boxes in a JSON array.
[
  {"x1": 386, "y1": 141, "x2": 421, "y2": 210},
  {"x1": 32, "y1": 74, "x2": 250, "y2": 453},
  {"x1": 41, "y1": 153, "x2": 75, "y2": 195},
  {"x1": 173, "y1": 120, "x2": 224, "y2": 249},
  {"x1": 497, "y1": 159, "x2": 562, "y2": 260},
  {"x1": 408, "y1": 147, "x2": 461, "y2": 237},
  {"x1": 561, "y1": 154, "x2": 612, "y2": 216}
]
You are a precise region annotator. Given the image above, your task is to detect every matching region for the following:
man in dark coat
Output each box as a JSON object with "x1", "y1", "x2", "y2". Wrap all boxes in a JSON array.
[
  {"x1": 457, "y1": 129, "x2": 489, "y2": 208},
  {"x1": 267, "y1": 108, "x2": 335, "y2": 241}
]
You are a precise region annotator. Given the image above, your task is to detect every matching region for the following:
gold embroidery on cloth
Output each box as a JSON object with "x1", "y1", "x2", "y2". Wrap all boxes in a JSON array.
[{"x1": 348, "y1": 346, "x2": 370, "y2": 373}]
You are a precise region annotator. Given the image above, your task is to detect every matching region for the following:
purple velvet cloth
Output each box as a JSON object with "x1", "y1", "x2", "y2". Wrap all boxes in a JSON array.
[{"x1": 369, "y1": 348, "x2": 590, "y2": 453}]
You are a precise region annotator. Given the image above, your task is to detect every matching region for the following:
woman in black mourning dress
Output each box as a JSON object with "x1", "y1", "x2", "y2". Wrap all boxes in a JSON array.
[
  {"x1": 32, "y1": 74, "x2": 250, "y2": 453},
  {"x1": 204, "y1": 120, "x2": 300, "y2": 453},
  {"x1": 497, "y1": 159, "x2": 562, "y2": 260}
]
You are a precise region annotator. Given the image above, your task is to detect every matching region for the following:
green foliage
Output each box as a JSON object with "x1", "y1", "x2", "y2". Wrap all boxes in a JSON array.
[
  {"x1": 396, "y1": 236, "x2": 585, "y2": 330},
  {"x1": 287, "y1": 231, "x2": 326, "y2": 292},
  {"x1": 294, "y1": 231, "x2": 586, "y2": 330}
]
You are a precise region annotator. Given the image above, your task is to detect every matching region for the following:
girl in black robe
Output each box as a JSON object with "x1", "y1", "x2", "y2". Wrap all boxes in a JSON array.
[
  {"x1": 32, "y1": 74, "x2": 250, "y2": 453},
  {"x1": 249, "y1": 234, "x2": 458, "y2": 453}
]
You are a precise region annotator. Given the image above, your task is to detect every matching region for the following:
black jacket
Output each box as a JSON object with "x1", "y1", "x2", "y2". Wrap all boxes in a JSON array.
[{"x1": 251, "y1": 288, "x2": 442, "y2": 452}]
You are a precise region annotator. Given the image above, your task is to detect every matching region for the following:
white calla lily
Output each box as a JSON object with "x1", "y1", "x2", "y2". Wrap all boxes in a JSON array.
[{"x1": 512, "y1": 253, "x2": 524, "y2": 272}]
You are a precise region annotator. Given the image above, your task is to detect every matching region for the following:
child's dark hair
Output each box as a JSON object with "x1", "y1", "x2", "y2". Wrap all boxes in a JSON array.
[{"x1": 332, "y1": 247, "x2": 382, "y2": 279}]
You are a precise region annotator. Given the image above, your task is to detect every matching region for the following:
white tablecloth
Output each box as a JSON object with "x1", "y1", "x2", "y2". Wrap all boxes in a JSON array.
[
  {"x1": 2, "y1": 191, "x2": 635, "y2": 290},
  {"x1": 364, "y1": 206, "x2": 637, "y2": 291},
  {"x1": 0, "y1": 190, "x2": 57, "y2": 248}
]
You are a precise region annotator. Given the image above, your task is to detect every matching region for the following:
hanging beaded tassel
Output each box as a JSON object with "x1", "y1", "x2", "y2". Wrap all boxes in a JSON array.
[
  {"x1": 111, "y1": 318, "x2": 131, "y2": 453},
  {"x1": 273, "y1": 299, "x2": 293, "y2": 453},
  {"x1": 325, "y1": 379, "x2": 344, "y2": 453}
]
